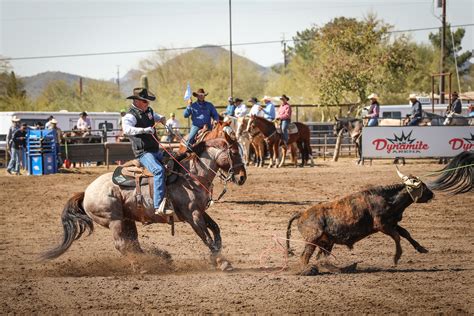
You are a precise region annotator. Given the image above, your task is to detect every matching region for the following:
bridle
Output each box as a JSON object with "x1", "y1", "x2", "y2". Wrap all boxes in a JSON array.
[
  {"x1": 213, "y1": 141, "x2": 245, "y2": 182},
  {"x1": 247, "y1": 116, "x2": 276, "y2": 144}
]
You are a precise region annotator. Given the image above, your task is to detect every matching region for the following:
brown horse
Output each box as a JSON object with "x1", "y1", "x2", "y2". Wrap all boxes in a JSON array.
[
  {"x1": 178, "y1": 121, "x2": 234, "y2": 153},
  {"x1": 42, "y1": 134, "x2": 247, "y2": 271},
  {"x1": 246, "y1": 115, "x2": 313, "y2": 168}
]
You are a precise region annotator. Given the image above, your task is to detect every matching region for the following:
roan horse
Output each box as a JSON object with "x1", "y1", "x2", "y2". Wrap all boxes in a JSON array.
[
  {"x1": 246, "y1": 115, "x2": 314, "y2": 168},
  {"x1": 42, "y1": 134, "x2": 247, "y2": 271}
]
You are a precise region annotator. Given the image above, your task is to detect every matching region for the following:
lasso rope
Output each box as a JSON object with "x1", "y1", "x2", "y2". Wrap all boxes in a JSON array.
[{"x1": 259, "y1": 234, "x2": 338, "y2": 274}]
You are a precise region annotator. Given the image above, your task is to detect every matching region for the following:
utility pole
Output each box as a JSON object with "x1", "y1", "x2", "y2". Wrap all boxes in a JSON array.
[
  {"x1": 229, "y1": 0, "x2": 234, "y2": 99},
  {"x1": 116, "y1": 65, "x2": 121, "y2": 96},
  {"x1": 440, "y1": 0, "x2": 446, "y2": 104},
  {"x1": 282, "y1": 33, "x2": 288, "y2": 71}
]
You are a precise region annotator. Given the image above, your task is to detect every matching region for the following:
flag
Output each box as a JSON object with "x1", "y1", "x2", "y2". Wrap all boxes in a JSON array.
[{"x1": 184, "y1": 82, "x2": 191, "y2": 101}]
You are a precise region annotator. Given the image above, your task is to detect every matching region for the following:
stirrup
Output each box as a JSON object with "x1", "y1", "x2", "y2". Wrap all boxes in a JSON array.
[{"x1": 154, "y1": 198, "x2": 174, "y2": 216}]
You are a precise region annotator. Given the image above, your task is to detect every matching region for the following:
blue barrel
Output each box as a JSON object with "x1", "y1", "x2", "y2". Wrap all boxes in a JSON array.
[{"x1": 26, "y1": 129, "x2": 58, "y2": 175}]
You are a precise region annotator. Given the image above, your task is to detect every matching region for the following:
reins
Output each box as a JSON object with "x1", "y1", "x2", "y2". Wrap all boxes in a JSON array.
[{"x1": 154, "y1": 124, "x2": 241, "y2": 203}]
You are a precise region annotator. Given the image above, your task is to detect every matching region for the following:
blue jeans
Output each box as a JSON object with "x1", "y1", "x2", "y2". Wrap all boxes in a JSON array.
[
  {"x1": 408, "y1": 117, "x2": 421, "y2": 126},
  {"x1": 138, "y1": 151, "x2": 165, "y2": 209},
  {"x1": 187, "y1": 124, "x2": 211, "y2": 146},
  {"x1": 281, "y1": 119, "x2": 290, "y2": 145},
  {"x1": 367, "y1": 118, "x2": 378, "y2": 126},
  {"x1": 7, "y1": 147, "x2": 21, "y2": 174}
]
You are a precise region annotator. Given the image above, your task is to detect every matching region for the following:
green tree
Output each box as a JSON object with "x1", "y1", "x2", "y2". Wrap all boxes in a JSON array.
[
  {"x1": 0, "y1": 71, "x2": 30, "y2": 111},
  {"x1": 282, "y1": 15, "x2": 416, "y2": 116}
]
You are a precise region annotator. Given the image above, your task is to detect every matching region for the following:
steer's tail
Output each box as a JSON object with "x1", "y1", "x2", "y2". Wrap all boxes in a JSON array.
[
  {"x1": 286, "y1": 212, "x2": 301, "y2": 256},
  {"x1": 41, "y1": 192, "x2": 94, "y2": 260}
]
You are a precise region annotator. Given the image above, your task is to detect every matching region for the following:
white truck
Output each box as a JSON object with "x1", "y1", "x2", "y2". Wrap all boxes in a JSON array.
[{"x1": 0, "y1": 111, "x2": 121, "y2": 167}]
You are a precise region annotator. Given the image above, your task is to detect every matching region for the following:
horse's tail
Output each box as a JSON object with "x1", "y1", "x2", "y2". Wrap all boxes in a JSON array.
[
  {"x1": 41, "y1": 192, "x2": 94, "y2": 260},
  {"x1": 286, "y1": 212, "x2": 301, "y2": 256},
  {"x1": 428, "y1": 151, "x2": 473, "y2": 194}
]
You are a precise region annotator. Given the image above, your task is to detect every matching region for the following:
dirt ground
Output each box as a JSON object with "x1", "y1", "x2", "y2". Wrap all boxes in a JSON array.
[{"x1": 0, "y1": 158, "x2": 473, "y2": 314}]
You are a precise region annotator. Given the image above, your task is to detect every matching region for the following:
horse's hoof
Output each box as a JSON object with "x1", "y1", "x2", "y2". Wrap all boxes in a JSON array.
[{"x1": 219, "y1": 260, "x2": 233, "y2": 271}]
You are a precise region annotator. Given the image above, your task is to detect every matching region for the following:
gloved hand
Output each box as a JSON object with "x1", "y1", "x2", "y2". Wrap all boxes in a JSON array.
[{"x1": 143, "y1": 127, "x2": 155, "y2": 134}]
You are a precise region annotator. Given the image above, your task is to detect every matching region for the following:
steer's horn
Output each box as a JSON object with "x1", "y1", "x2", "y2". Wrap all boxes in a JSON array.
[{"x1": 396, "y1": 165, "x2": 406, "y2": 180}]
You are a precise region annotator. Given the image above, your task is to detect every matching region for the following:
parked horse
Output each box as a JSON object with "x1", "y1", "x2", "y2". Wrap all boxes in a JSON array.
[
  {"x1": 286, "y1": 151, "x2": 472, "y2": 275},
  {"x1": 334, "y1": 117, "x2": 363, "y2": 164},
  {"x1": 246, "y1": 115, "x2": 313, "y2": 168},
  {"x1": 42, "y1": 135, "x2": 247, "y2": 271}
]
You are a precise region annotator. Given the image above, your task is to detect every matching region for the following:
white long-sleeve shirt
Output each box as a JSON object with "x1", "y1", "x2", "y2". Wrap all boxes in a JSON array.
[
  {"x1": 77, "y1": 117, "x2": 91, "y2": 131},
  {"x1": 235, "y1": 104, "x2": 248, "y2": 118},
  {"x1": 122, "y1": 105, "x2": 164, "y2": 136}
]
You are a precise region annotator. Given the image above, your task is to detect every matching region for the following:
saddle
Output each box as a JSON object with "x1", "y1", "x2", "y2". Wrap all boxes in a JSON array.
[
  {"x1": 112, "y1": 153, "x2": 181, "y2": 188},
  {"x1": 275, "y1": 122, "x2": 298, "y2": 135}
]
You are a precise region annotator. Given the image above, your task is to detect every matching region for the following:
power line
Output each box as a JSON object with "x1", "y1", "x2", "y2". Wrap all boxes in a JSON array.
[{"x1": 2, "y1": 23, "x2": 473, "y2": 62}]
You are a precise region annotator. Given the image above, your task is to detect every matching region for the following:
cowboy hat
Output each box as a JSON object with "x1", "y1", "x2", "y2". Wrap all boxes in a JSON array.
[
  {"x1": 248, "y1": 97, "x2": 258, "y2": 103},
  {"x1": 408, "y1": 93, "x2": 418, "y2": 100},
  {"x1": 452, "y1": 91, "x2": 459, "y2": 96},
  {"x1": 280, "y1": 94, "x2": 290, "y2": 101},
  {"x1": 262, "y1": 95, "x2": 272, "y2": 101},
  {"x1": 234, "y1": 98, "x2": 243, "y2": 103},
  {"x1": 227, "y1": 96, "x2": 233, "y2": 102},
  {"x1": 192, "y1": 88, "x2": 208, "y2": 97},
  {"x1": 50, "y1": 118, "x2": 58, "y2": 124},
  {"x1": 367, "y1": 93, "x2": 378, "y2": 100},
  {"x1": 11, "y1": 116, "x2": 20, "y2": 122},
  {"x1": 126, "y1": 87, "x2": 156, "y2": 101},
  {"x1": 80, "y1": 111, "x2": 88, "y2": 116}
]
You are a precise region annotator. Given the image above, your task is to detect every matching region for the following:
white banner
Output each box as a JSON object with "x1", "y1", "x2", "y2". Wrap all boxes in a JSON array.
[{"x1": 362, "y1": 126, "x2": 473, "y2": 158}]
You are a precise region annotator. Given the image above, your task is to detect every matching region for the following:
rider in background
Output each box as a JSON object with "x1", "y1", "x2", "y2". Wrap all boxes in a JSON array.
[
  {"x1": 224, "y1": 97, "x2": 235, "y2": 117},
  {"x1": 77, "y1": 112, "x2": 92, "y2": 132},
  {"x1": 365, "y1": 93, "x2": 380, "y2": 127},
  {"x1": 277, "y1": 94, "x2": 292, "y2": 147},
  {"x1": 259, "y1": 96, "x2": 276, "y2": 121},
  {"x1": 234, "y1": 98, "x2": 247, "y2": 118},
  {"x1": 407, "y1": 94, "x2": 422, "y2": 126},
  {"x1": 183, "y1": 88, "x2": 219, "y2": 146},
  {"x1": 248, "y1": 97, "x2": 264, "y2": 117},
  {"x1": 122, "y1": 87, "x2": 173, "y2": 216},
  {"x1": 449, "y1": 91, "x2": 462, "y2": 115}
]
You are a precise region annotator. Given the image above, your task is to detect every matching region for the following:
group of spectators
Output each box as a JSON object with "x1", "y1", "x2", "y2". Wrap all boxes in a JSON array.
[
  {"x1": 221, "y1": 94, "x2": 292, "y2": 145},
  {"x1": 364, "y1": 91, "x2": 469, "y2": 126},
  {"x1": 5, "y1": 112, "x2": 93, "y2": 175}
]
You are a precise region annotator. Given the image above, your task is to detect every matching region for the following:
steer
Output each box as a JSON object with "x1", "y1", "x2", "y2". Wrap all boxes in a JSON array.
[{"x1": 286, "y1": 169, "x2": 434, "y2": 270}]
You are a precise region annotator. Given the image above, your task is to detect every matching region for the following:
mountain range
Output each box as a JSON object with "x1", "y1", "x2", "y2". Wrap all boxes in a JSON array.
[{"x1": 20, "y1": 46, "x2": 275, "y2": 99}]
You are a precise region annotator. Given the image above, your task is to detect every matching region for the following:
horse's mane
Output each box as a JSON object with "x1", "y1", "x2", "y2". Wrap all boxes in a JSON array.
[
  {"x1": 176, "y1": 138, "x2": 228, "y2": 161},
  {"x1": 254, "y1": 115, "x2": 274, "y2": 127}
]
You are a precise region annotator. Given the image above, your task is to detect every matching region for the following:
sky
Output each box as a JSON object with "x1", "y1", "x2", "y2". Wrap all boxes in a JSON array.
[{"x1": 1, "y1": 0, "x2": 473, "y2": 80}]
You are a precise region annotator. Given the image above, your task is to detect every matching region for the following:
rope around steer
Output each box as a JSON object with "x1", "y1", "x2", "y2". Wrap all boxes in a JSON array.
[{"x1": 259, "y1": 234, "x2": 338, "y2": 274}]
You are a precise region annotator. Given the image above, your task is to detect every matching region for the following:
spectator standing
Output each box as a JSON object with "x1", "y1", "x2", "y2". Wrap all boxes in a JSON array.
[
  {"x1": 183, "y1": 88, "x2": 219, "y2": 146},
  {"x1": 6, "y1": 123, "x2": 27, "y2": 175},
  {"x1": 365, "y1": 93, "x2": 380, "y2": 127},
  {"x1": 45, "y1": 115, "x2": 54, "y2": 129},
  {"x1": 48, "y1": 119, "x2": 63, "y2": 168},
  {"x1": 165, "y1": 112, "x2": 180, "y2": 142},
  {"x1": 7, "y1": 116, "x2": 21, "y2": 152}
]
